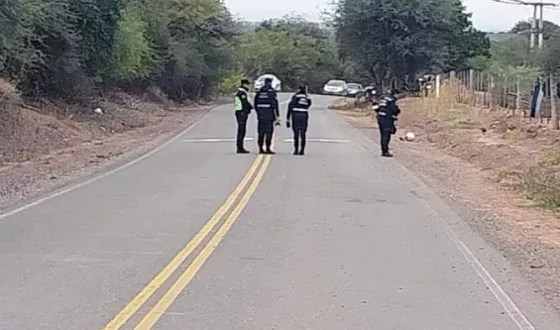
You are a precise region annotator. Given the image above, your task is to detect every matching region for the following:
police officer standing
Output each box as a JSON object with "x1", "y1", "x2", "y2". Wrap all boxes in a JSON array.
[
  {"x1": 286, "y1": 85, "x2": 311, "y2": 155},
  {"x1": 375, "y1": 88, "x2": 401, "y2": 157},
  {"x1": 254, "y1": 77, "x2": 279, "y2": 154},
  {"x1": 234, "y1": 79, "x2": 253, "y2": 154}
]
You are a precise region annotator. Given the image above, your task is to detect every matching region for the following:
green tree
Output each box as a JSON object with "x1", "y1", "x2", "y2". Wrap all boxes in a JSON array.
[
  {"x1": 482, "y1": 32, "x2": 541, "y2": 82},
  {"x1": 332, "y1": 0, "x2": 489, "y2": 88},
  {"x1": 490, "y1": 36, "x2": 535, "y2": 68},
  {"x1": 72, "y1": 0, "x2": 121, "y2": 79},
  {"x1": 233, "y1": 15, "x2": 341, "y2": 91},
  {"x1": 0, "y1": 0, "x2": 236, "y2": 101},
  {"x1": 538, "y1": 33, "x2": 560, "y2": 75},
  {"x1": 158, "y1": 0, "x2": 235, "y2": 100},
  {"x1": 107, "y1": 3, "x2": 153, "y2": 80},
  {"x1": 511, "y1": 20, "x2": 560, "y2": 41}
]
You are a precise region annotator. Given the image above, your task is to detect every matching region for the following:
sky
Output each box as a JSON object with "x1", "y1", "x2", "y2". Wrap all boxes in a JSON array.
[{"x1": 224, "y1": 0, "x2": 560, "y2": 32}]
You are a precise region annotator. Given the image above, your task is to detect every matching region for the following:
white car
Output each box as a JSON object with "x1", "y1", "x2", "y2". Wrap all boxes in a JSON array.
[
  {"x1": 323, "y1": 79, "x2": 347, "y2": 96},
  {"x1": 254, "y1": 74, "x2": 282, "y2": 92}
]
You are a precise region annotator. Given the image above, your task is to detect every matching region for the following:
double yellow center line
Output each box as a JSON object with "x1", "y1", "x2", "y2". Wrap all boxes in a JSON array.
[{"x1": 102, "y1": 151, "x2": 273, "y2": 329}]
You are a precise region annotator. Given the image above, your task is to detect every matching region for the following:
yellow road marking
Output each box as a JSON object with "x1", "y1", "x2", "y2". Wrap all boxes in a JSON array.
[
  {"x1": 102, "y1": 155, "x2": 265, "y2": 330},
  {"x1": 134, "y1": 155, "x2": 272, "y2": 329}
]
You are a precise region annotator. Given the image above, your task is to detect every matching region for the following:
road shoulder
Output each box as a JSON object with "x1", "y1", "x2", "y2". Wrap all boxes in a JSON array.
[
  {"x1": 0, "y1": 106, "x2": 211, "y2": 213},
  {"x1": 336, "y1": 104, "x2": 560, "y2": 315}
]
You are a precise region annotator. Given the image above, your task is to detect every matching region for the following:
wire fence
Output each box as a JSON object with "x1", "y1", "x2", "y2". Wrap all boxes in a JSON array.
[{"x1": 432, "y1": 69, "x2": 560, "y2": 128}]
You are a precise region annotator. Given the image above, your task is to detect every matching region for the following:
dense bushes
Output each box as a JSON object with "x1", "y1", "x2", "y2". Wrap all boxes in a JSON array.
[
  {"x1": 0, "y1": 0, "x2": 234, "y2": 102},
  {"x1": 0, "y1": 0, "x2": 491, "y2": 103}
]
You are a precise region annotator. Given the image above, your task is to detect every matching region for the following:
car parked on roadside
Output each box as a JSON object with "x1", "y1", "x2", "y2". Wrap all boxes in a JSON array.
[
  {"x1": 254, "y1": 74, "x2": 282, "y2": 92},
  {"x1": 322, "y1": 79, "x2": 347, "y2": 96},
  {"x1": 346, "y1": 83, "x2": 364, "y2": 97}
]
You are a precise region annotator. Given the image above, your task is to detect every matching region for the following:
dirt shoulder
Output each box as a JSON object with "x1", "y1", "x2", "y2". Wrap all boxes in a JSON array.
[
  {"x1": 0, "y1": 90, "x2": 219, "y2": 212},
  {"x1": 336, "y1": 97, "x2": 560, "y2": 312}
]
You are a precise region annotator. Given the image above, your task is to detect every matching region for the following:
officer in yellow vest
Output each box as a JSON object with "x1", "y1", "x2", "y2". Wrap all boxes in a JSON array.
[{"x1": 234, "y1": 79, "x2": 253, "y2": 153}]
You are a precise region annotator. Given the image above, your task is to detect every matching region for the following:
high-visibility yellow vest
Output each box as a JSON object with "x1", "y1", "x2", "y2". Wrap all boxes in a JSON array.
[
  {"x1": 234, "y1": 95, "x2": 242, "y2": 111},
  {"x1": 234, "y1": 88, "x2": 251, "y2": 111}
]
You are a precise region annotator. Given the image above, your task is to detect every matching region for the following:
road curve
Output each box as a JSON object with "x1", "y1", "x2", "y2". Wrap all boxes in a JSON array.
[{"x1": 0, "y1": 93, "x2": 559, "y2": 329}]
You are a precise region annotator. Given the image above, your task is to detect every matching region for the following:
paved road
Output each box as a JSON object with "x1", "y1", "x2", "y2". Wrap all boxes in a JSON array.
[{"x1": 0, "y1": 94, "x2": 559, "y2": 329}]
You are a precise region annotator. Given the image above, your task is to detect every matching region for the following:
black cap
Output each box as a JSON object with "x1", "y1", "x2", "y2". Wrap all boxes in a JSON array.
[
  {"x1": 264, "y1": 78, "x2": 273, "y2": 84},
  {"x1": 240, "y1": 79, "x2": 250, "y2": 85}
]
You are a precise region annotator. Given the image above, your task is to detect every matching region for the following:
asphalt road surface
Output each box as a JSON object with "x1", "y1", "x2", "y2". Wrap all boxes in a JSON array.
[{"x1": 1, "y1": 94, "x2": 559, "y2": 330}]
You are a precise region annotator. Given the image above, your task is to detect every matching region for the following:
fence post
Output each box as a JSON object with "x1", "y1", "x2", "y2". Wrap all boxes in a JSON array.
[
  {"x1": 489, "y1": 75, "x2": 494, "y2": 109},
  {"x1": 503, "y1": 77, "x2": 508, "y2": 110},
  {"x1": 464, "y1": 71, "x2": 468, "y2": 103},
  {"x1": 449, "y1": 71, "x2": 456, "y2": 100},
  {"x1": 515, "y1": 76, "x2": 520, "y2": 116},
  {"x1": 469, "y1": 69, "x2": 474, "y2": 105},
  {"x1": 482, "y1": 72, "x2": 487, "y2": 107},
  {"x1": 477, "y1": 71, "x2": 483, "y2": 107},
  {"x1": 435, "y1": 74, "x2": 441, "y2": 99},
  {"x1": 551, "y1": 74, "x2": 559, "y2": 129}
]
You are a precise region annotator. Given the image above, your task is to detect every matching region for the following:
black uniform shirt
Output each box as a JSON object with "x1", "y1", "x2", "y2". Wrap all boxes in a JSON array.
[
  {"x1": 254, "y1": 86, "x2": 279, "y2": 120},
  {"x1": 376, "y1": 95, "x2": 401, "y2": 120},
  {"x1": 287, "y1": 92, "x2": 312, "y2": 121}
]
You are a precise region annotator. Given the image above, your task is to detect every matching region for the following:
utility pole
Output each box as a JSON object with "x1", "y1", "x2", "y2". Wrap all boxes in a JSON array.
[
  {"x1": 492, "y1": 0, "x2": 557, "y2": 48},
  {"x1": 530, "y1": 5, "x2": 537, "y2": 48},
  {"x1": 538, "y1": 3, "x2": 544, "y2": 48}
]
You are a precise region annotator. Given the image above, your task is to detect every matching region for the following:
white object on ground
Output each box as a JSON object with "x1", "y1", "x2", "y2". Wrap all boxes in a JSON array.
[{"x1": 405, "y1": 132, "x2": 415, "y2": 141}]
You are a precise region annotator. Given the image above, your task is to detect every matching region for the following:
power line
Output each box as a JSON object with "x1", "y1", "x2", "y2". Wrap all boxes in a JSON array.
[
  {"x1": 491, "y1": 0, "x2": 525, "y2": 4},
  {"x1": 491, "y1": 0, "x2": 558, "y2": 48}
]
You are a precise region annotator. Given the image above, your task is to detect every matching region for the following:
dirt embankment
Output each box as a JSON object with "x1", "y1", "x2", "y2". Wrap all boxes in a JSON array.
[
  {"x1": 335, "y1": 96, "x2": 560, "y2": 312},
  {"x1": 0, "y1": 80, "x2": 216, "y2": 211}
]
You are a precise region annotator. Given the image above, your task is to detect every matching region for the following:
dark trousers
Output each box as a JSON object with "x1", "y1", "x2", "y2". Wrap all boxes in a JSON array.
[
  {"x1": 235, "y1": 111, "x2": 248, "y2": 150},
  {"x1": 257, "y1": 119, "x2": 274, "y2": 151},
  {"x1": 377, "y1": 118, "x2": 395, "y2": 154},
  {"x1": 292, "y1": 113, "x2": 308, "y2": 152}
]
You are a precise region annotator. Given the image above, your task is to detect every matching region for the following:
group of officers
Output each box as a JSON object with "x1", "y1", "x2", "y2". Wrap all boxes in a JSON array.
[
  {"x1": 234, "y1": 77, "x2": 310, "y2": 155},
  {"x1": 233, "y1": 77, "x2": 401, "y2": 157}
]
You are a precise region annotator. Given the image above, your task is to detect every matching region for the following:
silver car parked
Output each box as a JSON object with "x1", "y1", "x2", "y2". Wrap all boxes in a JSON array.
[{"x1": 322, "y1": 80, "x2": 347, "y2": 96}]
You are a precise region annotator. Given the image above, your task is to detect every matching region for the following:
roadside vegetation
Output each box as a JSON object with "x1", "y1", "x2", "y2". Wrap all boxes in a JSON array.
[
  {"x1": 331, "y1": 11, "x2": 560, "y2": 307},
  {"x1": 0, "y1": 0, "x2": 487, "y2": 165},
  {"x1": 326, "y1": 0, "x2": 560, "y2": 213},
  {"x1": 4, "y1": 0, "x2": 560, "y2": 213},
  {"x1": 0, "y1": 0, "x2": 488, "y2": 106},
  {"x1": 413, "y1": 18, "x2": 560, "y2": 212},
  {"x1": 2, "y1": 0, "x2": 560, "y2": 310}
]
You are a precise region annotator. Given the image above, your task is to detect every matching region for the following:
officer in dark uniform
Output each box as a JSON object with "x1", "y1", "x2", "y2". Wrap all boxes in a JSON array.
[
  {"x1": 286, "y1": 85, "x2": 311, "y2": 155},
  {"x1": 234, "y1": 79, "x2": 253, "y2": 154},
  {"x1": 254, "y1": 77, "x2": 279, "y2": 154},
  {"x1": 375, "y1": 88, "x2": 401, "y2": 157}
]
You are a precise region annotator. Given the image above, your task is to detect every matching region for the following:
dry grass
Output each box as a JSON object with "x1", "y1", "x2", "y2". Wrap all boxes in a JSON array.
[
  {"x1": 522, "y1": 146, "x2": 560, "y2": 210},
  {"x1": 337, "y1": 80, "x2": 560, "y2": 214},
  {"x1": 335, "y1": 80, "x2": 560, "y2": 312},
  {"x1": 0, "y1": 80, "x2": 211, "y2": 209},
  {"x1": 0, "y1": 81, "x2": 197, "y2": 166},
  {"x1": 328, "y1": 97, "x2": 370, "y2": 111},
  {"x1": 0, "y1": 78, "x2": 19, "y2": 102},
  {"x1": 0, "y1": 79, "x2": 43, "y2": 164},
  {"x1": 405, "y1": 83, "x2": 560, "y2": 213}
]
